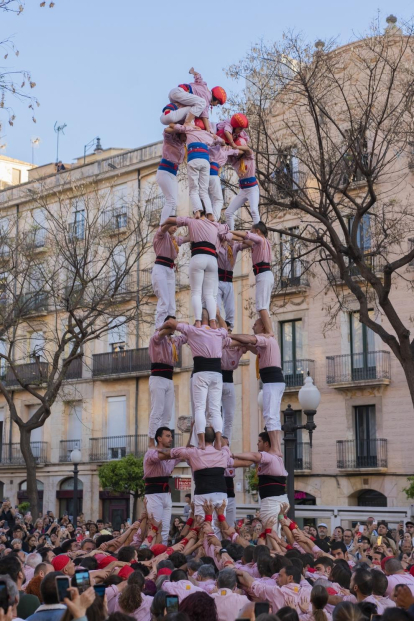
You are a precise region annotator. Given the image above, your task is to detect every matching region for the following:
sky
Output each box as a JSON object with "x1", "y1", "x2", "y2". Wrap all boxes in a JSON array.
[{"x1": 1, "y1": 0, "x2": 414, "y2": 166}]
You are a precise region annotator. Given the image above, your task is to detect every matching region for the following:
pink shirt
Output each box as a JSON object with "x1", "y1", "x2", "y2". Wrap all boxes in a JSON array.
[
  {"x1": 162, "y1": 130, "x2": 185, "y2": 165},
  {"x1": 218, "y1": 240, "x2": 243, "y2": 272},
  {"x1": 176, "y1": 323, "x2": 229, "y2": 359},
  {"x1": 106, "y1": 587, "x2": 153, "y2": 621},
  {"x1": 221, "y1": 342, "x2": 246, "y2": 371},
  {"x1": 300, "y1": 611, "x2": 333, "y2": 621},
  {"x1": 143, "y1": 449, "x2": 180, "y2": 479},
  {"x1": 162, "y1": 579, "x2": 203, "y2": 602},
  {"x1": 209, "y1": 143, "x2": 240, "y2": 167},
  {"x1": 251, "y1": 581, "x2": 310, "y2": 615},
  {"x1": 216, "y1": 120, "x2": 249, "y2": 143},
  {"x1": 234, "y1": 561, "x2": 260, "y2": 577},
  {"x1": 246, "y1": 231, "x2": 273, "y2": 265},
  {"x1": 153, "y1": 227, "x2": 186, "y2": 260},
  {"x1": 257, "y1": 451, "x2": 288, "y2": 477},
  {"x1": 176, "y1": 216, "x2": 229, "y2": 245},
  {"x1": 255, "y1": 335, "x2": 282, "y2": 369},
  {"x1": 149, "y1": 331, "x2": 187, "y2": 365},
  {"x1": 170, "y1": 444, "x2": 231, "y2": 473},
  {"x1": 197, "y1": 579, "x2": 216, "y2": 594},
  {"x1": 370, "y1": 595, "x2": 396, "y2": 613},
  {"x1": 211, "y1": 589, "x2": 251, "y2": 621},
  {"x1": 228, "y1": 149, "x2": 255, "y2": 179},
  {"x1": 173, "y1": 124, "x2": 222, "y2": 148},
  {"x1": 386, "y1": 573, "x2": 414, "y2": 597},
  {"x1": 190, "y1": 72, "x2": 211, "y2": 118}
]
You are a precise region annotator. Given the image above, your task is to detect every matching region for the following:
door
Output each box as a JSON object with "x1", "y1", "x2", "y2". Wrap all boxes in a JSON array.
[
  {"x1": 280, "y1": 320, "x2": 303, "y2": 387},
  {"x1": 66, "y1": 404, "x2": 82, "y2": 460},
  {"x1": 106, "y1": 396, "x2": 127, "y2": 459},
  {"x1": 348, "y1": 214, "x2": 371, "y2": 275},
  {"x1": 354, "y1": 405, "x2": 377, "y2": 467},
  {"x1": 103, "y1": 498, "x2": 129, "y2": 529},
  {"x1": 32, "y1": 208, "x2": 47, "y2": 247},
  {"x1": 280, "y1": 227, "x2": 302, "y2": 287},
  {"x1": 350, "y1": 312, "x2": 376, "y2": 380}
]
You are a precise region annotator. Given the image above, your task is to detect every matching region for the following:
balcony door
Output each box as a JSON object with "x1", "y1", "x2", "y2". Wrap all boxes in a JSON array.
[
  {"x1": 354, "y1": 405, "x2": 377, "y2": 467},
  {"x1": 107, "y1": 396, "x2": 127, "y2": 459},
  {"x1": 283, "y1": 410, "x2": 303, "y2": 468},
  {"x1": 280, "y1": 320, "x2": 303, "y2": 387},
  {"x1": 28, "y1": 404, "x2": 42, "y2": 457},
  {"x1": 350, "y1": 312, "x2": 376, "y2": 380},
  {"x1": 280, "y1": 228, "x2": 302, "y2": 287}
]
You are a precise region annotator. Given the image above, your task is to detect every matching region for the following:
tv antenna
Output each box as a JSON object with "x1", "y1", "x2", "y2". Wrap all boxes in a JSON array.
[{"x1": 54, "y1": 121, "x2": 67, "y2": 163}]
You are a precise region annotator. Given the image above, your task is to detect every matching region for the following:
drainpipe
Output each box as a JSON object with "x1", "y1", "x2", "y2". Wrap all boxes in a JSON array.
[{"x1": 134, "y1": 169, "x2": 141, "y2": 455}]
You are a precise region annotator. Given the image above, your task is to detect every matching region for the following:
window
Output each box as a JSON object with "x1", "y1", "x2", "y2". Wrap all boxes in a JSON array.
[
  {"x1": 409, "y1": 239, "x2": 414, "y2": 267},
  {"x1": 11, "y1": 169, "x2": 21, "y2": 185},
  {"x1": 28, "y1": 405, "x2": 43, "y2": 454},
  {"x1": 111, "y1": 184, "x2": 128, "y2": 229},
  {"x1": 273, "y1": 150, "x2": 300, "y2": 197},
  {"x1": 280, "y1": 227, "x2": 303, "y2": 287},
  {"x1": 354, "y1": 405, "x2": 378, "y2": 467},
  {"x1": 28, "y1": 331, "x2": 45, "y2": 362},
  {"x1": 347, "y1": 214, "x2": 372, "y2": 275},
  {"x1": 349, "y1": 312, "x2": 376, "y2": 380},
  {"x1": 282, "y1": 409, "x2": 304, "y2": 468},
  {"x1": 0, "y1": 341, "x2": 7, "y2": 379},
  {"x1": 107, "y1": 317, "x2": 127, "y2": 352},
  {"x1": 280, "y1": 320, "x2": 303, "y2": 385},
  {"x1": 31, "y1": 208, "x2": 47, "y2": 248},
  {"x1": 357, "y1": 489, "x2": 387, "y2": 507},
  {"x1": 67, "y1": 403, "x2": 82, "y2": 442},
  {"x1": 106, "y1": 396, "x2": 127, "y2": 459},
  {"x1": 58, "y1": 477, "x2": 83, "y2": 518},
  {"x1": 70, "y1": 201, "x2": 85, "y2": 240}
]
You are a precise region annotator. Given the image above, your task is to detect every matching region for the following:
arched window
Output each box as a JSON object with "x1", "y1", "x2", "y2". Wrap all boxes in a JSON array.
[
  {"x1": 19, "y1": 480, "x2": 44, "y2": 491},
  {"x1": 357, "y1": 489, "x2": 387, "y2": 507},
  {"x1": 56, "y1": 477, "x2": 83, "y2": 519}
]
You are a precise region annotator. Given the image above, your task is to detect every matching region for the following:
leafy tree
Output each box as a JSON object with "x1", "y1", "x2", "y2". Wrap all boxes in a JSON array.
[
  {"x1": 404, "y1": 477, "x2": 414, "y2": 500},
  {"x1": 98, "y1": 454, "x2": 145, "y2": 521}
]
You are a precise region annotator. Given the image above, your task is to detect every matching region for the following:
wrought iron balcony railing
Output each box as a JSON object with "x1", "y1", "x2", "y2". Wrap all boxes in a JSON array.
[
  {"x1": 283, "y1": 441, "x2": 312, "y2": 471},
  {"x1": 63, "y1": 357, "x2": 83, "y2": 380},
  {"x1": 17, "y1": 291, "x2": 49, "y2": 316},
  {"x1": 59, "y1": 440, "x2": 81, "y2": 462},
  {"x1": 0, "y1": 442, "x2": 48, "y2": 466},
  {"x1": 282, "y1": 359, "x2": 315, "y2": 389},
  {"x1": 326, "y1": 351, "x2": 391, "y2": 385},
  {"x1": 89, "y1": 433, "x2": 183, "y2": 461},
  {"x1": 337, "y1": 439, "x2": 387, "y2": 469},
  {"x1": 92, "y1": 347, "x2": 181, "y2": 377},
  {"x1": 5, "y1": 362, "x2": 50, "y2": 387},
  {"x1": 272, "y1": 260, "x2": 310, "y2": 292}
]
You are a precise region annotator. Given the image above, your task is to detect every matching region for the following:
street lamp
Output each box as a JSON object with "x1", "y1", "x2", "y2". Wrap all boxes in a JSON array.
[
  {"x1": 282, "y1": 373, "x2": 321, "y2": 520},
  {"x1": 70, "y1": 449, "x2": 82, "y2": 528}
]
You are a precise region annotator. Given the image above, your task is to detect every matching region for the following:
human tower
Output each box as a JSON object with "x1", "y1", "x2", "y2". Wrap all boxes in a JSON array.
[{"x1": 143, "y1": 68, "x2": 289, "y2": 546}]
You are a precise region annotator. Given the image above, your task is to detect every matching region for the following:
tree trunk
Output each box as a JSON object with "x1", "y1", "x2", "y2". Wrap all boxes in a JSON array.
[
  {"x1": 132, "y1": 492, "x2": 139, "y2": 522},
  {"x1": 401, "y1": 356, "x2": 414, "y2": 410},
  {"x1": 20, "y1": 428, "x2": 39, "y2": 517}
]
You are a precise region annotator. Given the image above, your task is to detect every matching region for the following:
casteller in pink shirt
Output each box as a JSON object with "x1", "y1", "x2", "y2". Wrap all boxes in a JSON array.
[
  {"x1": 176, "y1": 323, "x2": 229, "y2": 360},
  {"x1": 176, "y1": 216, "x2": 229, "y2": 246},
  {"x1": 386, "y1": 572, "x2": 414, "y2": 597},
  {"x1": 255, "y1": 335, "x2": 282, "y2": 369},
  {"x1": 161, "y1": 130, "x2": 185, "y2": 166},
  {"x1": 211, "y1": 588, "x2": 252, "y2": 621},
  {"x1": 162, "y1": 579, "x2": 203, "y2": 602},
  {"x1": 170, "y1": 444, "x2": 231, "y2": 473},
  {"x1": 246, "y1": 231, "x2": 273, "y2": 266}
]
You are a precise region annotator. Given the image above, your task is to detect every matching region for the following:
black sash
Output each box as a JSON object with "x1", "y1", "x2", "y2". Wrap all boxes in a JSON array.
[
  {"x1": 225, "y1": 476, "x2": 235, "y2": 498},
  {"x1": 151, "y1": 362, "x2": 174, "y2": 380},
  {"x1": 194, "y1": 467, "x2": 226, "y2": 495},
  {"x1": 193, "y1": 356, "x2": 221, "y2": 374},
  {"x1": 253, "y1": 261, "x2": 271, "y2": 275},
  {"x1": 218, "y1": 268, "x2": 233, "y2": 282},
  {"x1": 221, "y1": 369, "x2": 234, "y2": 383},
  {"x1": 144, "y1": 476, "x2": 171, "y2": 495},
  {"x1": 259, "y1": 366, "x2": 284, "y2": 384},
  {"x1": 258, "y1": 474, "x2": 287, "y2": 500},
  {"x1": 155, "y1": 255, "x2": 175, "y2": 269},
  {"x1": 191, "y1": 241, "x2": 218, "y2": 259}
]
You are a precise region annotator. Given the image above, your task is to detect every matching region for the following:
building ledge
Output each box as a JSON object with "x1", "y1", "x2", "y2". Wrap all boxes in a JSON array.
[
  {"x1": 328, "y1": 378, "x2": 390, "y2": 389},
  {"x1": 293, "y1": 469, "x2": 312, "y2": 475},
  {"x1": 272, "y1": 284, "x2": 310, "y2": 297},
  {"x1": 337, "y1": 467, "x2": 388, "y2": 474}
]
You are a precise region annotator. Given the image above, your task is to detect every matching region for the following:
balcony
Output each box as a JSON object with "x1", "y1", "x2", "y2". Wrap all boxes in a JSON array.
[
  {"x1": 92, "y1": 347, "x2": 182, "y2": 378},
  {"x1": 89, "y1": 432, "x2": 183, "y2": 462},
  {"x1": 68, "y1": 221, "x2": 85, "y2": 241},
  {"x1": 93, "y1": 274, "x2": 136, "y2": 300},
  {"x1": 26, "y1": 228, "x2": 47, "y2": 250},
  {"x1": 140, "y1": 268, "x2": 188, "y2": 293},
  {"x1": 17, "y1": 291, "x2": 49, "y2": 316},
  {"x1": 272, "y1": 260, "x2": 310, "y2": 295},
  {"x1": 63, "y1": 357, "x2": 83, "y2": 380},
  {"x1": 59, "y1": 440, "x2": 81, "y2": 462},
  {"x1": 271, "y1": 169, "x2": 308, "y2": 201},
  {"x1": 337, "y1": 439, "x2": 388, "y2": 471},
  {"x1": 5, "y1": 361, "x2": 50, "y2": 387},
  {"x1": 0, "y1": 442, "x2": 48, "y2": 466},
  {"x1": 282, "y1": 359, "x2": 315, "y2": 392},
  {"x1": 283, "y1": 441, "x2": 311, "y2": 471},
  {"x1": 327, "y1": 255, "x2": 385, "y2": 284},
  {"x1": 326, "y1": 351, "x2": 391, "y2": 388},
  {"x1": 102, "y1": 206, "x2": 129, "y2": 232}
]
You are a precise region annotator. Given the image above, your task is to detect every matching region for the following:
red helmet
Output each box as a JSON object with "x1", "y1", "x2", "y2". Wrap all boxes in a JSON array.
[
  {"x1": 231, "y1": 113, "x2": 249, "y2": 129},
  {"x1": 211, "y1": 86, "x2": 227, "y2": 105},
  {"x1": 194, "y1": 118, "x2": 205, "y2": 129}
]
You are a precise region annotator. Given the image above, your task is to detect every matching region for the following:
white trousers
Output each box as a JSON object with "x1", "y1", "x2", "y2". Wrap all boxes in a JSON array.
[
  {"x1": 148, "y1": 375, "x2": 175, "y2": 439},
  {"x1": 152, "y1": 263, "x2": 176, "y2": 329},
  {"x1": 192, "y1": 371, "x2": 223, "y2": 435},
  {"x1": 222, "y1": 381, "x2": 235, "y2": 441},
  {"x1": 225, "y1": 185, "x2": 260, "y2": 230},
  {"x1": 262, "y1": 382, "x2": 286, "y2": 431},
  {"x1": 160, "y1": 106, "x2": 191, "y2": 126},
  {"x1": 194, "y1": 492, "x2": 227, "y2": 539},
  {"x1": 187, "y1": 159, "x2": 213, "y2": 214},
  {"x1": 260, "y1": 494, "x2": 290, "y2": 536},
  {"x1": 146, "y1": 492, "x2": 173, "y2": 545},
  {"x1": 155, "y1": 169, "x2": 178, "y2": 222},
  {"x1": 168, "y1": 87, "x2": 206, "y2": 118},
  {"x1": 255, "y1": 271, "x2": 274, "y2": 312},
  {"x1": 217, "y1": 281, "x2": 235, "y2": 328},
  {"x1": 208, "y1": 175, "x2": 224, "y2": 221},
  {"x1": 226, "y1": 496, "x2": 236, "y2": 528},
  {"x1": 189, "y1": 254, "x2": 218, "y2": 321}
]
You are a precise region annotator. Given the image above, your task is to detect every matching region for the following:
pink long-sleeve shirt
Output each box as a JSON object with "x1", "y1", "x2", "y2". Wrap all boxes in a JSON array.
[
  {"x1": 211, "y1": 589, "x2": 251, "y2": 621},
  {"x1": 255, "y1": 335, "x2": 282, "y2": 369},
  {"x1": 250, "y1": 581, "x2": 310, "y2": 615},
  {"x1": 170, "y1": 444, "x2": 231, "y2": 473},
  {"x1": 176, "y1": 323, "x2": 229, "y2": 359},
  {"x1": 176, "y1": 216, "x2": 229, "y2": 246},
  {"x1": 257, "y1": 451, "x2": 288, "y2": 477},
  {"x1": 173, "y1": 124, "x2": 221, "y2": 148},
  {"x1": 188, "y1": 72, "x2": 212, "y2": 118},
  {"x1": 153, "y1": 228, "x2": 186, "y2": 260},
  {"x1": 148, "y1": 331, "x2": 187, "y2": 365},
  {"x1": 162, "y1": 579, "x2": 203, "y2": 602},
  {"x1": 221, "y1": 342, "x2": 246, "y2": 371},
  {"x1": 246, "y1": 231, "x2": 273, "y2": 265},
  {"x1": 162, "y1": 130, "x2": 185, "y2": 165},
  {"x1": 106, "y1": 586, "x2": 153, "y2": 621},
  {"x1": 386, "y1": 573, "x2": 414, "y2": 597},
  {"x1": 228, "y1": 149, "x2": 256, "y2": 180},
  {"x1": 209, "y1": 143, "x2": 240, "y2": 167},
  {"x1": 217, "y1": 240, "x2": 243, "y2": 272},
  {"x1": 196, "y1": 579, "x2": 216, "y2": 594},
  {"x1": 143, "y1": 449, "x2": 180, "y2": 479}
]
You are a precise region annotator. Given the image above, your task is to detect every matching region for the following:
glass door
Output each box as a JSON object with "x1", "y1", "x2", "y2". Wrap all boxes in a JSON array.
[
  {"x1": 280, "y1": 320, "x2": 303, "y2": 387},
  {"x1": 354, "y1": 405, "x2": 377, "y2": 467},
  {"x1": 350, "y1": 312, "x2": 376, "y2": 380}
]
